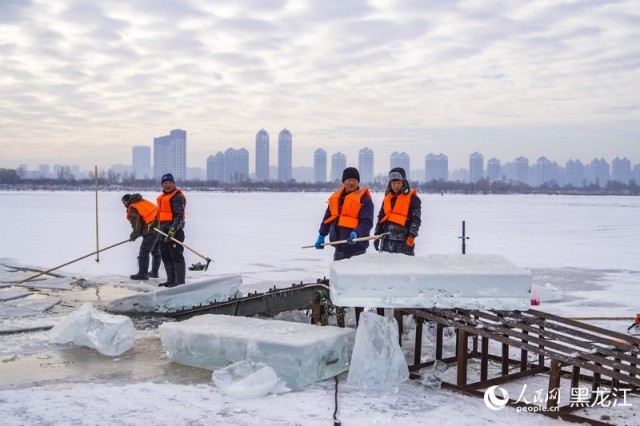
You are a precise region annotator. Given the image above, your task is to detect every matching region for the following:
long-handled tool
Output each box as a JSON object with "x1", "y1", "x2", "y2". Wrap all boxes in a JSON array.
[
  {"x1": 154, "y1": 228, "x2": 213, "y2": 271},
  {"x1": 302, "y1": 233, "x2": 389, "y2": 249},
  {"x1": 16, "y1": 239, "x2": 130, "y2": 285}
]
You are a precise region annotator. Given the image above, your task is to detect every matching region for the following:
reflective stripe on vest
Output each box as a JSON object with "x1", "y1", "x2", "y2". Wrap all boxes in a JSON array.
[
  {"x1": 126, "y1": 199, "x2": 158, "y2": 224},
  {"x1": 156, "y1": 189, "x2": 187, "y2": 222},
  {"x1": 323, "y1": 187, "x2": 369, "y2": 229},
  {"x1": 380, "y1": 189, "x2": 416, "y2": 226}
]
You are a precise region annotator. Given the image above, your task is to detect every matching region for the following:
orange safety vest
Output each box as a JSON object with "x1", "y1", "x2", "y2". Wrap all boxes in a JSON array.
[
  {"x1": 323, "y1": 187, "x2": 370, "y2": 229},
  {"x1": 126, "y1": 199, "x2": 158, "y2": 224},
  {"x1": 156, "y1": 189, "x2": 187, "y2": 222},
  {"x1": 379, "y1": 189, "x2": 416, "y2": 226}
]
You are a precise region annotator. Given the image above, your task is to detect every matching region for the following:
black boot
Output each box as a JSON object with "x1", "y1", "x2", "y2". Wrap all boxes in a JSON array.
[
  {"x1": 130, "y1": 256, "x2": 149, "y2": 280},
  {"x1": 175, "y1": 263, "x2": 186, "y2": 286},
  {"x1": 159, "y1": 263, "x2": 176, "y2": 287},
  {"x1": 149, "y1": 256, "x2": 162, "y2": 278}
]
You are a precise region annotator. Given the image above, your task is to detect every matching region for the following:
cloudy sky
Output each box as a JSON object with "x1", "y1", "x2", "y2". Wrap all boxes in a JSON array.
[{"x1": 1, "y1": 0, "x2": 639, "y2": 173}]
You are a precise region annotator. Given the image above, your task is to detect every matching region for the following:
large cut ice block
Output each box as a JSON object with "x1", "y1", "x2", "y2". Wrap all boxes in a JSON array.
[
  {"x1": 106, "y1": 274, "x2": 242, "y2": 313},
  {"x1": 330, "y1": 253, "x2": 532, "y2": 310},
  {"x1": 159, "y1": 315, "x2": 355, "y2": 389}
]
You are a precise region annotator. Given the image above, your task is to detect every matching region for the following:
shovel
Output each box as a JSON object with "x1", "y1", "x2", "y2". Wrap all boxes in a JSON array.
[{"x1": 154, "y1": 228, "x2": 213, "y2": 271}]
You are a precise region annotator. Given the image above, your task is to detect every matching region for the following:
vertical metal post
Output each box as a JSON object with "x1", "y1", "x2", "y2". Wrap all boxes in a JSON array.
[
  {"x1": 458, "y1": 221, "x2": 469, "y2": 254},
  {"x1": 94, "y1": 165, "x2": 100, "y2": 262}
]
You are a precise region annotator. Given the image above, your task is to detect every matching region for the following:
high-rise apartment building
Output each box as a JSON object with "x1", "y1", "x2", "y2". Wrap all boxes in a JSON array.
[
  {"x1": 314, "y1": 148, "x2": 327, "y2": 183},
  {"x1": 277, "y1": 129, "x2": 292, "y2": 181},
  {"x1": 588, "y1": 158, "x2": 610, "y2": 187},
  {"x1": 486, "y1": 157, "x2": 502, "y2": 182},
  {"x1": 206, "y1": 153, "x2": 225, "y2": 182},
  {"x1": 331, "y1": 152, "x2": 347, "y2": 182},
  {"x1": 565, "y1": 159, "x2": 585, "y2": 187},
  {"x1": 223, "y1": 148, "x2": 250, "y2": 183},
  {"x1": 390, "y1": 152, "x2": 411, "y2": 179},
  {"x1": 535, "y1": 156, "x2": 560, "y2": 186},
  {"x1": 153, "y1": 129, "x2": 186, "y2": 180},
  {"x1": 469, "y1": 152, "x2": 484, "y2": 183},
  {"x1": 358, "y1": 147, "x2": 374, "y2": 183},
  {"x1": 255, "y1": 129, "x2": 269, "y2": 181},
  {"x1": 513, "y1": 156, "x2": 529, "y2": 185},
  {"x1": 611, "y1": 157, "x2": 632, "y2": 183},
  {"x1": 132, "y1": 146, "x2": 151, "y2": 180},
  {"x1": 425, "y1": 153, "x2": 448, "y2": 182}
]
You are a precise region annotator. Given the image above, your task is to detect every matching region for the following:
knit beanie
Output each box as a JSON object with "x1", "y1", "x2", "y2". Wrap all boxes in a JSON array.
[
  {"x1": 161, "y1": 173, "x2": 175, "y2": 184},
  {"x1": 341, "y1": 167, "x2": 360, "y2": 182}
]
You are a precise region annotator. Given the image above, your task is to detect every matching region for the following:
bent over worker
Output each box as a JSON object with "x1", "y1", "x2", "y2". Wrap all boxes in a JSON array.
[
  {"x1": 122, "y1": 193, "x2": 161, "y2": 280},
  {"x1": 157, "y1": 173, "x2": 187, "y2": 287},
  {"x1": 315, "y1": 167, "x2": 374, "y2": 261}
]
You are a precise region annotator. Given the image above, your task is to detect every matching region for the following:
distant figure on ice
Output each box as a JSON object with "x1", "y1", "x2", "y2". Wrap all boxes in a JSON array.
[
  {"x1": 373, "y1": 167, "x2": 421, "y2": 256},
  {"x1": 315, "y1": 167, "x2": 374, "y2": 261},
  {"x1": 121, "y1": 193, "x2": 161, "y2": 280},
  {"x1": 157, "y1": 173, "x2": 187, "y2": 287}
]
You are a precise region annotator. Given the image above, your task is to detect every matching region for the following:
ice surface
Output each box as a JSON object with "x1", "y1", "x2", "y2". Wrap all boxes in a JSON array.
[
  {"x1": 212, "y1": 359, "x2": 279, "y2": 399},
  {"x1": 159, "y1": 314, "x2": 356, "y2": 389},
  {"x1": 346, "y1": 312, "x2": 409, "y2": 389},
  {"x1": 0, "y1": 297, "x2": 61, "y2": 319},
  {"x1": 49, "y1": 303, "x2": 135, "y2": 356},
  {"x1": 106, "y1": 274, "x2": 242, "y2": 313},
  {"x1": 0, "y1": 290, "x2": 31, "y2": 301},
  {"x1": 330, "y1": 253, "x2": 532, "y2": 310}
]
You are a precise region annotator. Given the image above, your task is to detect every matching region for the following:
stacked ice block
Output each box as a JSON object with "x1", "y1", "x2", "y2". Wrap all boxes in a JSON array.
[
  {"x1": 330, "y1": 253, "x2": 532, "y2": 310},
  {"x1": 159, "y1": 314, "x2": 356, "y2": 389}
]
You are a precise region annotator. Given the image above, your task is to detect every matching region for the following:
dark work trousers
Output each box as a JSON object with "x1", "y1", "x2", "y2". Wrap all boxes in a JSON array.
[
  {"x1": 160, "y1": 228, "x2": 185, "y2": 266},
  {"x1": 333, "y1": 249, "x2": 366, "y2": 261},
  {"x1": 139, "y1": 232, "x2": 161, "y2": 261}
]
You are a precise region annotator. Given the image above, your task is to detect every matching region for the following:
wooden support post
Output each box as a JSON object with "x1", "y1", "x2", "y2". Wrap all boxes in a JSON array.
[
  {"x1": 501, "y1": 342, "x2": 510, "y2": 376},
  {"x1": 457, "y1": 329, "x2": 468, "y2": 386},
  {"x1": 436, "y1": 323, "x2": 443, "y2": 360},
  {"x1": 520, "y1": 329, "x2": 529, "y2": 372},
  {"x1": 414, "y1": 317, "x2": 423, "y2": 366},
  {"x1": 481, "y1": 336, "x2": 489, "y2": 381},
  {"x1": 571, "y1": 366, "x2": 581, "y2": 390},
  {"x1": 547, "y1": 360, "x2": 561, "y2": 410},
  {"x1": 394, "y1": 309, "x2": 403, "y2": 346}
]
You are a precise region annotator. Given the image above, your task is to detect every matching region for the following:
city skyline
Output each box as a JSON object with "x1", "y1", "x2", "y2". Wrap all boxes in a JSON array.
[{"x1": 2, "y1": 1, "x2": 639, "y2": 172}]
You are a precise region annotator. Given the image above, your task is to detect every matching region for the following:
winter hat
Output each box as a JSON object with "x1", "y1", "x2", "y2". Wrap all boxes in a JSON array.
[
  {"x1": 341, "y1": 167, "x2": 360, "y2": 182},
  {"x1": 121, "y1": 194, "x2": 131, "y2": 203},
  {"x1": 161, "y1": 173, "x2": 175, "y2": 184},
  {"x1": 389, "y1": 167, "x2": 406, "y2": 179},
  {"x1": 388, "y1": 171, "x2": 404, "y2": 182}
]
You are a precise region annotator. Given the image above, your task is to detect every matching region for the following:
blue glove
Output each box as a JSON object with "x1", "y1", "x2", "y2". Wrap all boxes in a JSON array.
[
  {"x1": 315, "y1": 235, "x2": 325, "y2": 250},
  {"x1": 347, "y1": 231, "x2": 358, "y2": 245}
]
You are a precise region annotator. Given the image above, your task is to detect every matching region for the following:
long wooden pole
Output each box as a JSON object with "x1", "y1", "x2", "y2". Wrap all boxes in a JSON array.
[
  {"x1": 95, "y1": 165, "x2": 100, "y2": 262},
  {"x1": 302, "y1": 233, "x2": 389, "y2": 249},
  {"x1": 16, "y1": 239, "x2": 130, "y2": 285}
]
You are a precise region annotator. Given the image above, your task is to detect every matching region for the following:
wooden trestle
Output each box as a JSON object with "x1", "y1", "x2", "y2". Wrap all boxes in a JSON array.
[{"x1": 395, "y1": 308, "x2": 640, "y2": 425}]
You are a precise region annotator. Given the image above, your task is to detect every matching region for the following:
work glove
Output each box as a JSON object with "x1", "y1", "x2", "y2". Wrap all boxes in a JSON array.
[
  {"x1": 347, "y1": 231, "x2": 358, "y2": 245},
  {"x1": 406, "y1": 236, "x2": 415, "y2": 247},
  {"x1": 315, "y1": 235, "x2": 325, "y2": 250},
  {"x1": 129, "y1": 233, "x2": 137, "y2": 242},
  {"x1": 165, "y1": 227, "x2": 176, "y2": 242},
  {"x1": 373, "y1": 238, "x2": 380, "y2": 251}
]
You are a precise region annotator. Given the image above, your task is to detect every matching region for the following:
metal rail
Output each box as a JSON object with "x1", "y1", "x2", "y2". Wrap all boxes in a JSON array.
[{"x1": 166, "y1": 279, "x2": 332, "y2": 324}]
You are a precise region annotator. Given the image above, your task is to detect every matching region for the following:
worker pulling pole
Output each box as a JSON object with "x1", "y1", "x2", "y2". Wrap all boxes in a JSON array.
[
  {"x1": 16, "y1": 239, "x2": 130, "y2": 285},
  {"x1": 302, "y1": 233, "x2": 389, "y2": 249},
  {"x1": 153, "y1": 228, "x2": 213, "y2": 271}
]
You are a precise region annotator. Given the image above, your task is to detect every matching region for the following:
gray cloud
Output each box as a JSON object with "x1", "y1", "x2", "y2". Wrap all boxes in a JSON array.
[{"x1": 1, "y1": 0, "x2": 639, "y2": 171}]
